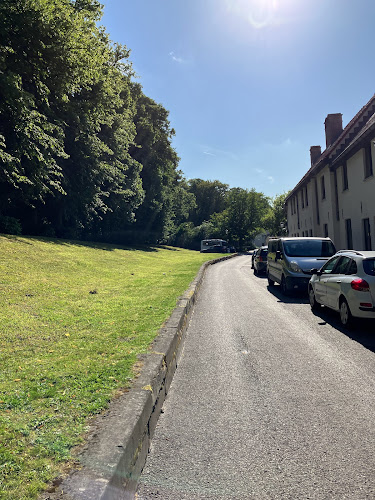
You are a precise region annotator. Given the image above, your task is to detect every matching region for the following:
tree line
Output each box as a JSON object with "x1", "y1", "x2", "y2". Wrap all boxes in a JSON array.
[{"x1": 0, "y1": 0, "x2": 287, "y2": 249}]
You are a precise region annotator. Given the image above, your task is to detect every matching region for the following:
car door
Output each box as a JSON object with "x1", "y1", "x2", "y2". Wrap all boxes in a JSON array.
[
  {"x1": 267, "y1": 240, "x2": 277, "y2": 278},
  {"x1": 324, "y1": 256, "x2": 352, "y2": 309},
  {"x1": 314, "y1": 255, "x2": 342, "y2": 305},
  {"x1": 273, "y1": 240, "x2": 283, "y2": 283}
]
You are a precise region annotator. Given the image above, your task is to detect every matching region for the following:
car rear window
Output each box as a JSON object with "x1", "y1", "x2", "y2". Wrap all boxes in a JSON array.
[
  {"x1": 282, "y1": 240, "x2": 336, "y2": 257},
  {"x1": 260, "y1": 249, "x2": 268, "y2": 257},
  {"x1": 363, "y1": 259, "x2": 375, "y2": 276}
]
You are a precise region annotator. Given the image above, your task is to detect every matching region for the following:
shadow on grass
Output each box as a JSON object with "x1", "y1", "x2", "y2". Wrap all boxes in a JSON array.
[
  {"x1": 1, "y1": 234, "x2": 34, "y2": 245},
  {"x1": 1, "y1": 234, "x2": 192, "y2": 253}
]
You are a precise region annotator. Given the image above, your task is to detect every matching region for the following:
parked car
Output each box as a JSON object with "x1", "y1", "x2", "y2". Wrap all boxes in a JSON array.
[
  {"x1": 308, "y1": 250, "x2": 375, "y2": 327},
  {"x1": 254, "y1": 246, "x2": 268, "y2": 275},
  {"x1": 251, "y1": 248, "x2": 259, "y2": 269},
  {"x1": 200, "y1": 239, "x2": 228, "y2": 253},
  {"x1": 267, "y1": 237, "x2": 336, "y2": 294}
]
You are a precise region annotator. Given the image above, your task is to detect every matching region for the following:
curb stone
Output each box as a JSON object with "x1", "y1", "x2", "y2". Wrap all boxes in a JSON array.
[{"x1": 42, "y1": 254, "x2": 238, "y2": 500}]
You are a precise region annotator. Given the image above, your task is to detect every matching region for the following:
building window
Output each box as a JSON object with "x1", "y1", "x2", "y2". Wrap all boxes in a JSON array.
[
  {"x1": 314, "y1": 178, "x2": 320, "y2": 225},
  {"x1": 342, "y1": 162, "x2": 348, "y2": 190},
  {"x1": 321, "y1": 175, "x2": 326, "y2": 199},
  {"x1": 324, "y1": 223, "x2": 328, "y2": 237},
  {"x1": 301, "y1": 189, "x2": 304, "y2": 208},
  {"x1": 345, "y1": 219, "x2": 352, "y2": 249},
  {"x1": 334, "y1": 169, "x2": 340, "y2": 221},
  {"x1": 363, "y1": 218, "x2": 372, "y2": 250},
  {"x1": 364, "y1": 144, "x2": 373, "y2": 179},
  {"x1": 309, "y1": 229, "x2": 313, "y2": 236},
  {"x1": 305, "y1": 186, "x2": 308, "y2": 206}
]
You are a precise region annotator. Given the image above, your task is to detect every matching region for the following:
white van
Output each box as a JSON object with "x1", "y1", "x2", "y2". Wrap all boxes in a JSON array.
[{"x1": 267, "y1": 237, "x2": 336, "y2": 294}]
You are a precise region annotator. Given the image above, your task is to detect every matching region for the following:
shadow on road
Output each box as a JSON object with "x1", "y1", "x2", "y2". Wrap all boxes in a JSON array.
[
  {"x1": 264, "y1": 280, "x2": 375, "y2": 352},
  {"x1": 266, "y1": 281, "x2": 309, "y2": 305},
  {"x1": 310, "y1": 306, "x2": 375, "y2": 353}
]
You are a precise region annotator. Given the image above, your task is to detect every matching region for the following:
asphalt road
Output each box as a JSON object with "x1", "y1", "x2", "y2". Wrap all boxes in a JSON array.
[{"x1": 136, "y1": 255, "x2": 375, "y2": 499}]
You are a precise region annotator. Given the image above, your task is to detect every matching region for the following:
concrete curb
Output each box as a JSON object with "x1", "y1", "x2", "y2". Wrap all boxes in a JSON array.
[{"x1": 44, "y1": 254, "x2": 237, "y2": 500}]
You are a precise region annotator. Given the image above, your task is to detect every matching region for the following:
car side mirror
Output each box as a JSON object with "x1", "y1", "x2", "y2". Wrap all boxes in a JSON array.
[{"x1": 310, "y1": 268, "x2": 322, "y2": 276}]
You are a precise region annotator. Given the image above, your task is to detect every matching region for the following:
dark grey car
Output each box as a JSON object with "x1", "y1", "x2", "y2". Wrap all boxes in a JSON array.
[{"x1": 254, "y1": 246, "x2": 268, "y2": 275}]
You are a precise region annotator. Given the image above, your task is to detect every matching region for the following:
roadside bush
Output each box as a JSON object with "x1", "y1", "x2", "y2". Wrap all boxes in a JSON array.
[{"x1": 0, "y1": 215, "x2": 22, "y2": 235}]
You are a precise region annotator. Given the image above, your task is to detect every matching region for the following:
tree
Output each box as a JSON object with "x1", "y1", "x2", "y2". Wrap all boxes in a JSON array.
[
  {"x1": 128, "y1": 87, "x2": 197, "y2": 243},
  {"x1": 210, "y1": 188, "x2": 270, "y2": 250},
  {"x1": 187, "y1": 179, "x2": 228, "y2": 226},
  {"x1": 263, "y1": 192, "x2": 289, "y2": 237},
  {"x1": 0, "y1": 0, "x2": 144, "y2": 237}
]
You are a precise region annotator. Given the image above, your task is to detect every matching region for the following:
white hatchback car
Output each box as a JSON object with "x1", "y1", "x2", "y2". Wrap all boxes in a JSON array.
[{"x1": 308, "y1": 250, "x2": 375, "y2": 327}]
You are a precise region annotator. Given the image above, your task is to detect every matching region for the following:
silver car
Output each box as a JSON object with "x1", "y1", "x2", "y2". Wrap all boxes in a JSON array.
[
  {"x1": 309, "y1": 250, "x2": 375, "y2": 327},
  {"x1": 267, "y1": 237, "x2": 336, "y2": 294}
]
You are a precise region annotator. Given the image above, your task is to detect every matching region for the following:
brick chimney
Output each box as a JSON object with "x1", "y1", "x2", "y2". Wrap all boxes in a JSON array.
[
  {"x1": 310, "y1": 145, "x2": 322, "y2": 166},
  {"x1": 324, "y1": 113, "x2": 343, "y2": 148}
]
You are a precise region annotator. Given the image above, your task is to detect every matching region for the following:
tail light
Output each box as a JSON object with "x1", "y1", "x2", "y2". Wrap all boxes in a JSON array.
[
  {"x1": 259, "y1": 256, "x2": 263, "y2": 262},
  {"x1": 351, "y1": 279, "x2": 370, "y2": 292}
]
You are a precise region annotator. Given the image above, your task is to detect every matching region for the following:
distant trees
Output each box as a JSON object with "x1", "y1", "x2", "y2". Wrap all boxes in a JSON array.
[
  {"x1": 209, "y1": 188, "x2": 271, "y2": 250},
  {"x1": 169, "y1": 183, "x2": 284, "y2": 251},
  {"x1": 0, "y1": 0, "x2": 286, "y2": 248},
  {"x1": 187, "y1": 179, "x2": 228, "y2": 226},
  {"x1": 263, "y1": 192, "x2": 289, "y2": 237}
]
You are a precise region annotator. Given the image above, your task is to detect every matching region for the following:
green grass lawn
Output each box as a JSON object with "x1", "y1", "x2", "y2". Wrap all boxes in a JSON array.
[{"x1": 0, "y1": 235, "x2": 216, "y2": 499}]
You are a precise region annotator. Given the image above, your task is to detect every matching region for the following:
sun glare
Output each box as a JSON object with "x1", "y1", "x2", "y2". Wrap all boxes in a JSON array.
[{"x1": 224, "y1": 0, "x2": 285, "y2": 30}]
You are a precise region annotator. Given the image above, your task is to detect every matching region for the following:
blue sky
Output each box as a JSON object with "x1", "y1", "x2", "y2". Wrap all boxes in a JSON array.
[{"x1": 101, "y1": 0, "x2": 375, "y2": 199}]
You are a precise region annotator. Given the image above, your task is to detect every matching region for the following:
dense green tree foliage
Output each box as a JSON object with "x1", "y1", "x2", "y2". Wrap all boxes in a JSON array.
[
  {"x1": 127, "y1": 87, "x2": 195, "y2": 243},
  {"x1": 0, "y1": 0, "x2": 145, "y2": 239},
  {"x1": 187, "y1": 178, "x2": 228, "y2": 226},
  {"x1": 263, "y1": 192, "x2": 289, "y2": 237},
  {"x1": 0, "y1": 1, "x2": 284, "y2": 248},
  {"x1": 209, "y1": 188, "x2": 270, "y2": 250}
]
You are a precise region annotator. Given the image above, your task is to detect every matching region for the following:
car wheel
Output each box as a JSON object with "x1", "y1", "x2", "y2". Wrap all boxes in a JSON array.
[
  {"x1": 267, "y1": 273, "x2": 275, "y2": 287},
  {"x1": 309, "y1": 286, "x2": 321, "y2": 310},
  {"x1": 339, "y1": 298, "x2": 352, "y2": 328},
  {"x1": 254, "y1": 267, "x2": 258, "y2": 276},
  {"x1": 281, "y1": 275, "x2": 289, "y2": 295}
]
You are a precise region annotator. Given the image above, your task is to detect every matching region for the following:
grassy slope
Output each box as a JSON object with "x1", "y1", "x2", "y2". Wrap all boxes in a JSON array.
[{"x1": 0, "y1": 235, "x2": 215, "y2": 499}]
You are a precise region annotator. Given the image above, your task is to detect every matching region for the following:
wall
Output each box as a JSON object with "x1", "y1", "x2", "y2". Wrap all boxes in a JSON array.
[{"x1": 337, "y1": 139, "x2": 375, "y2": 250}]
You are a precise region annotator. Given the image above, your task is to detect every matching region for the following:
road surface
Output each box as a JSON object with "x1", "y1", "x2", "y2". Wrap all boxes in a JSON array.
[{"x1": 136, "y1": 255, "x2": 375, "y2": 499}]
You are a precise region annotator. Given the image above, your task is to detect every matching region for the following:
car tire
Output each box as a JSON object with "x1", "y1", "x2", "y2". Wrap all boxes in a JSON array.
[
  {"x1": 281, "y1": 275, "x2": 289, "y2": 296},
  {"x1": 339, "y1": 298, "x2": 352, "y2": 328},
  {"x1": 267, "y1": 273, "x2": 275, "y2": 287},
  {"x1": 309, "y1": 286, "x2": 321, "y2": 310},
  {"x1": 254, "y1": 267, "x2": 258, "y2": 276}
]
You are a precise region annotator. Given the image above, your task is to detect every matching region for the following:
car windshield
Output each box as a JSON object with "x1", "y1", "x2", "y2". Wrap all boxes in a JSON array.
[
  {"x1": 363, "y1": 259, "x2": 375, "y2": 276},
  {"x1": 282, "y1": 240, "x2": 336, "y2": 257}
]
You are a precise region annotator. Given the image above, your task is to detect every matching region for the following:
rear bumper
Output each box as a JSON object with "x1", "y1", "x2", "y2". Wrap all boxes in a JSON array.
[{"x1": 256, "y1": 262, "x2": 267, "y2": 273}]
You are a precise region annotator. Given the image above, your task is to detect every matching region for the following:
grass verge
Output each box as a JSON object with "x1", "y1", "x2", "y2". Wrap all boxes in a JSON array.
[{"x1": 0, "y1": 235, "x2": 217, "y2": 499}]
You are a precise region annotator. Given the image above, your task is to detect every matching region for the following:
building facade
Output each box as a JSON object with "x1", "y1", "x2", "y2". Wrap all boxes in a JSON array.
[{"x1": 286, "y1": 95, "x2": 375, "y2": 251}]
